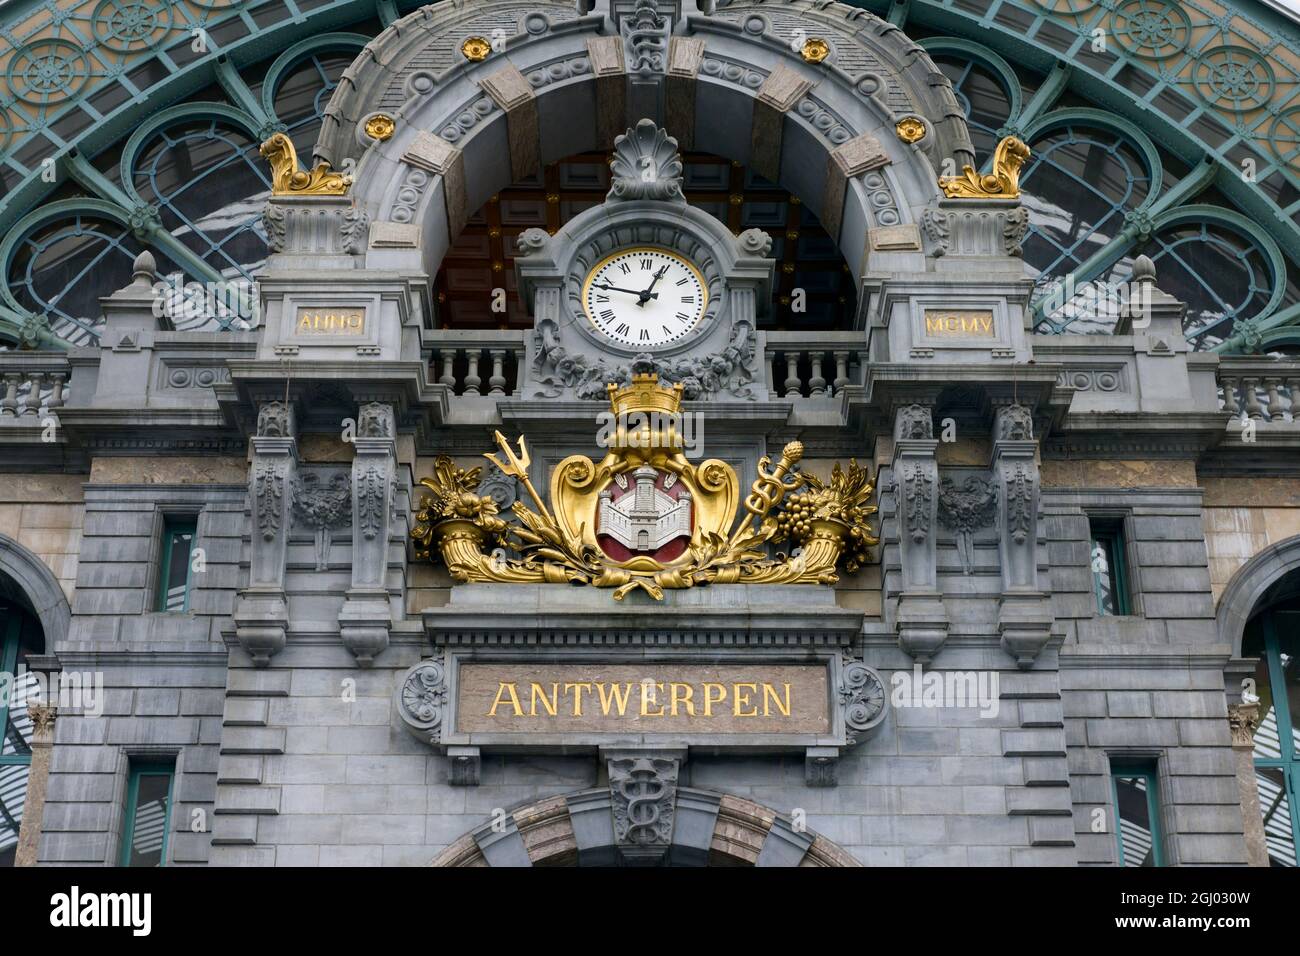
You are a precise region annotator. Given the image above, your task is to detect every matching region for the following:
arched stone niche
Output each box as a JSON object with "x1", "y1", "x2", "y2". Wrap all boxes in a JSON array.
[{"x1": 317, "y1": 0, "x2": 975, "y2": 295}]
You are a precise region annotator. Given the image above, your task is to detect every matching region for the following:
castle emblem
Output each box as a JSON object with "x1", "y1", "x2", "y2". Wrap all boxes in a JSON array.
[{"x1": 597, "y1": 466, "x2": 693, "y2": 561}]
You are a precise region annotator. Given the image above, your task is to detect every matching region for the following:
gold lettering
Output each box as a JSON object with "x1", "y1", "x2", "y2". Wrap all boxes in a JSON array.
[
  {"x1": 487, "y1": 682, "x2": 522, "y2": 717},
  {"x1": 669, "y1": 682, "x2": 695, "y2": 716},
  {"x1": 597, "y1": 682, "x2": 633, "y2": 716},
  {"x1": 734, "y1": 682, "x2": 758, "y2": 717},
  {"x1": 762, "y1": 682, "x2": 792, "y2": 717},
  {"x1": 702, "y1": 682, "x2": 726, "y2": 717},
  {"x1": 640, "y1": 682, "x2": 666, "y2": 717},
  {"x1": 925, "y1": 315, "x2": 942, "y2": 335},
  {"x1": 529, "y1": 682, "x2": 559, "y2": 717},
  {"x1": 562, "y1": 682, "x2": 592, "y2": 716}
]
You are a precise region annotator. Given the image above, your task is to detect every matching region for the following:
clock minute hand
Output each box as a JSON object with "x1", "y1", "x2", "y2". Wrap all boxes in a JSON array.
[{"x1": 593, "y1": 281, "x2": 654, "y2": 298}]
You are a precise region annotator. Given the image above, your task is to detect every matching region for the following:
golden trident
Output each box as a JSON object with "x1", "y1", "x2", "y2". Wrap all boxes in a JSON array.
[{"x1": 484, "y1": 431, "x2": 554, "y2": 524}]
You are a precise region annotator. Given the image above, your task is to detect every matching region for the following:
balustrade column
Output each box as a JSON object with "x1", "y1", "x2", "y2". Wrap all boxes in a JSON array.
[
  {"x1": 832, "y1": 351, "x2": 850, "y2": 394},
  {"x1": 1287, "y1": 377, "x2": 1300, "y2": 421},
  {"x1": 46, "y1": 372, "x2": 66, "y2": 409},
  {"x1": 1221, "y1": 377, "x2": 1241, "y2": 417},
  {"x1": 1265, "y1": 378, "x2": 1285, "y2": 421},
  {"x1": 488, "y1": 349, "x2": 507, "y2": 396},
  {"x1": 783, "y1": 352, "x2": 801, "y2": 397},
  {"x1": 21, "y1": 373, "x2": 44, "y2": 416},
  {"x1": 438, "y1": 350, "x2": 456, "y2": 388},
  {"x1": 808, "y1": 352, "x2": 827, "y2": 397},
  {"x1": 1, "y1": 373, "x2": 20, "y2": 417},
  {"x1": 464, "y1": 350, "x2": 483, "y2": 396},
  {"x1": 1242, "y1": 377, "x2": 1264, "y2": 419}
]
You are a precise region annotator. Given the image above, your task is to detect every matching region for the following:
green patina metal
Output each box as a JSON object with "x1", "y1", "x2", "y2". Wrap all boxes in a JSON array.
[{"x1": 0, "y1": 0, "x2": 1297, "y2": 350}]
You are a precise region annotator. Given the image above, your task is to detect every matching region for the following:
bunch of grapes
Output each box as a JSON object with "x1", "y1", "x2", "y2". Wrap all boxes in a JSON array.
[{"x1": 774, "y1": 490, "x2": 821, "y2": 544}]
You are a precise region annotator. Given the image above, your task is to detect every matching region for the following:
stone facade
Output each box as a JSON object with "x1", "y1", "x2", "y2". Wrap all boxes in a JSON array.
[{"x1": 0, "y1": 0, "x2": 1292, "y2": 869}]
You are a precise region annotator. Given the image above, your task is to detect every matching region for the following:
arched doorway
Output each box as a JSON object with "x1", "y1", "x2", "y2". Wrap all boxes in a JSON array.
[{"x1": 429, "y1": 788, "x2": 858, "y2": 867}]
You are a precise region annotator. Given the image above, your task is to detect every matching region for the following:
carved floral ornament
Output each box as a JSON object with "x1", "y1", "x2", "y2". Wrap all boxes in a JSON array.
[{"x1": 412, "y1": 375, "x2": 879, "y2": 601}]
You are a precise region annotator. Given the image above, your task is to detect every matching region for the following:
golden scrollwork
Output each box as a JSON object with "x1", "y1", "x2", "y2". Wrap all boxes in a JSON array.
[
  {"x1": 895, "y1": 116, "x2": 926, "y2": 144},
  {"x1": 412, "y1": 374, "x2": 879, "y2": 601},
  {"x1": 800, "y1": 38, "x2": 831, "y2": 63},
  {"x1": 938, "y1": 135, "x2": 1031, "y2": 200},
  {"x1": 258, "y1": 133, "x2": 352, "y2": 196}
]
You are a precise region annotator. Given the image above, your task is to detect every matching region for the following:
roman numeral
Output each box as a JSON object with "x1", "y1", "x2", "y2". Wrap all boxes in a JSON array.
[
  {"x1": 616, "y1": 322, "x2": 630, "y2": 335},
  {"x1": 618, "y1": 262, "x2": 631, "y2": 274},
  {"x1": 639, "y1": 329, "x2": 650, "y2": 341},
  {"x1": 662, "y1": 325, "x2": 672, "y2": 337},
  {"x1": 599, "y1": 309, "x2": 615, "y2": 322},
  {"x1": 675, "y1": 277, "x2": 689, "y2": 286},
  {"x1": 640, "y1": 258, "x2": 653, "y2": 271},
  {"x1": 681, "y1": 295, "x2": 694, "y2": 303},
  {"x1": 675, "y1": 312, "x2": 690, "y2": 321},
  {"x1": 595, "y1": 294, "x2": 609, "y2": 303}
]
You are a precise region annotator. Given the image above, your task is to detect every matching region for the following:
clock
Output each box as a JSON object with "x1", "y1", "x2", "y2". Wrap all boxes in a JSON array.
[{"x1": 580, "y1": 246, "x2": 708, "y2": 348}]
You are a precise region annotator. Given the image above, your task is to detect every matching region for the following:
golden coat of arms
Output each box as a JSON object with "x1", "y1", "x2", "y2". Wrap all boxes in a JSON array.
[{"x1": 412, "y1": 375, "x2": 878, "y2": 600}]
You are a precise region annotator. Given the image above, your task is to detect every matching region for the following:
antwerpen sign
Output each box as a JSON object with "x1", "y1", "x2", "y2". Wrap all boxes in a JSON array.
[
  {"x1": 458, "y1": 663, "x2": 829, "y2": 735},
  {"x1": 396, "y1": 651, "x2": 887, "y2": 755}
]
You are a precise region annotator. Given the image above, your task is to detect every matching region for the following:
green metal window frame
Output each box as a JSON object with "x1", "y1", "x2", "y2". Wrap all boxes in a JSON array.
[
  {"x1": 1110, "y1": 761, "x2": 1165, "y2": 867},
  {"x1": 118, "y1": 760, "x2": 175, "y2": 868},
  {"x1": 155, "y1": 517, "x2": 197, "y2": 613},
  {"x1": 1251, "y1": 611, "x2": 1300, "y2": 865},
  {"x1": 1089, "y1": 517, "x2": 1131, "y2": 616},
  {"x1": 1, "y1": 610, "x2": 33, "y2": 866}
]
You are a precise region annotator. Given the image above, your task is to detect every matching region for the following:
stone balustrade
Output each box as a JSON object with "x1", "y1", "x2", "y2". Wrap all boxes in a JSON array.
[
  {"x1": 425, "y1": 329, "x2": 526, "y2": 396},
  {"x1": 1218, "y1": 358, "x2": 1300, "y2": 424},
  {"x1": 0, "y1": 353, "x2": 71, "y2": 421},
  {"x1": 764, "y1": 331, "x2": 865, "y2": 398}
]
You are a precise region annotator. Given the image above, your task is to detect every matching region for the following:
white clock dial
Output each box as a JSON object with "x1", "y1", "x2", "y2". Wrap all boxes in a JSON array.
[{"x1": 581, "y1": 247, "x2": 708, "y2": 348}]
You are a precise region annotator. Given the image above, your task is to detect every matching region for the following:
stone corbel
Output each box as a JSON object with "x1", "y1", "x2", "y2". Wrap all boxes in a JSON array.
[
  {"x1": 604, "y1": 748, "x2": 683, "y2": 865},
  {"x1": 991, "y1": 404, "x2": 1052, "y2": 668},
  {"x1": 338, "y1": 402, "x2": 396, "y2": 664},
  {"x1": 234, "y1": 401, "x2": 298, "y2": 666},
  {"x1": 621, "y1": 0, "x2": 671, "y2": 123},
  {"x1": 891, "y1": 404, "x2": 946, "y2": 662}
]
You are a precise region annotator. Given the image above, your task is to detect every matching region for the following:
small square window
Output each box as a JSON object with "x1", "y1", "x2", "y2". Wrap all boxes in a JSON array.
[
  {"x1": 1089, "y1": 517, "x2": 1130, "y2": 616},
  {"x1": 1110, "y1": 761, "x2": 1164, "y2": 867},
  {"x1": 156, "y1": 517, "x2": 197, "y2": 612},
  {"x1": 120, "y1": 760, "x2": 175, "y2": 867}
]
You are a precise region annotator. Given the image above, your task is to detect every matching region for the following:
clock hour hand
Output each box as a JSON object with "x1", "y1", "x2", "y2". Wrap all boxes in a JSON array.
[{"x1": 636, "y1": 266, "x2": 669, "y2": 308}]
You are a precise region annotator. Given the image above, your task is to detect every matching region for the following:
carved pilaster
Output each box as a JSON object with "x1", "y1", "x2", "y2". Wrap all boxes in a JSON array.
[
  {"x1": 607, "y1": 751, "x2": 680, "y2": 865},
  {"x1": 338, "y1": 402, "x2": 396, "y2": 664},
  {"x1": 1228, "y1": 702, "x2": 1269, "y2": 866},
  {"x1": 992, "y1": 404, "x2": 1052, "y2": 668},
  {"x1": 234, "y1": 401, "x2": 298, "y2": 666},
  {"x1": 13, "y1": 704, "x2": 55, "y2": 866},
  {"x1": 892, "y1": 405, "x2": 946, "y2": 662}
]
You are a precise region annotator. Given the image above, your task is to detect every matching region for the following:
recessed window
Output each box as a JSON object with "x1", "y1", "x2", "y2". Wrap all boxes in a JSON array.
[
  {"x1": 156, "y1": 517, "x2": 197, "y2": 612},
  {"x1": 1089, "y1": 517, "x2": 1130, "y2": 616},
  {"x1": 1110, "y1": 761, "x2": 1164, "y2": 867},
  {"x1": 0, "y1": 606, "x2": 42, "y2": 867},
  {"x1": 120, "y1": 760, "x2": 174, "y2": 867}
]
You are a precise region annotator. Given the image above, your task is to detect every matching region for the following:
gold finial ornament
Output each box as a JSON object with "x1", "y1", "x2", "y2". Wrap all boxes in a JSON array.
[
  {"x1": 895, "y1": 116, "x2": 926, "y2": 144},
  {"x1": 461, "y1": 36, "x2": 491, "y2": 61},
  {"x1": 259, "y1": 133, "x2": 351, "y2": 196},
  {"x1": 364, "y1": 114, "x2": 396, "y2": 141},
  {"x1": 412, "y1": 374, "x2": 879, "y2": 601},
  {"x1": 939, "y1": 135, "x2": 1031, "y2": 199},
  {"x1": 800, "y1": 37, "x2": 831, "y2": 63}
]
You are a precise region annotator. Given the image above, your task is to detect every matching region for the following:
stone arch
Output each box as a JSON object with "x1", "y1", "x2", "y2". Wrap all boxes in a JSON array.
[
  {"x1": 1216, "y1": 534, "x2": 1300, "y2": 658},
  {"x1": 429, "y1": 787, "x2": 859, "y2": 867},
  {"x1": 317, "y1": 0, "x2": 973, "y2": 296},
  {"x1": 0, "y1": 533, "x2": 70, "y2": 649}
]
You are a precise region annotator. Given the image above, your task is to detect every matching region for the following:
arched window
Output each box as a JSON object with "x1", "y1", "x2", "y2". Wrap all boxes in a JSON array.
[
  {"x1": 1242, "y1": 600, "x2": 1300, "y2": 867},
  {"x1": 0, "y1": 603, "x2": 44, "y2": 867}
]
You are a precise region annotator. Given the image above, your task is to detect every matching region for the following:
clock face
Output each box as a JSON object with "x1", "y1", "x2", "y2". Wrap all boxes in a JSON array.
[{"x1": 581, "y1": 247, "x2": 708, "y2": 348}]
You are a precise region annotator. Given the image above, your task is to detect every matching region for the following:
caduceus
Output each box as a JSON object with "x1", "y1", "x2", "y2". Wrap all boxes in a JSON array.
[
  {"x1": 727, "y1": 440, "x2": 804, "y2": 547},
  {"x1": 483, "y1": 431, "x2": 553, "y2": 524}
]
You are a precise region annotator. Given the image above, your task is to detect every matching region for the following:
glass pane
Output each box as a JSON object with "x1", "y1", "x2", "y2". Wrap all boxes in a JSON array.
[
  {"x1": 1277, "y1": 627, "x2": 1300, "y2": 757},
  {"x1": 1251, "y1": 651, "x2": 1284, "y2": 761},
  {"x1": 162, "y1": 529, "x2": 194, "y2": 612},
  {"x1": 1092, "y1": 536, "x2": 1118, "y2": 616},
  {"x1": 1254, "y1": 767, "x2": 1296, "y2": 867},
  {"x1": 0, "y1": 762, "x2": 29, "y2": 866},
  {"x1": 1114, "y1": 775, "x2": 1156, "y2": 866},
  {"x1": 2, "y1": 668, "x2": 38, "y2": 757},
  {"x1": 126, "y1": 773, "x2": 170, "y2": 867}
]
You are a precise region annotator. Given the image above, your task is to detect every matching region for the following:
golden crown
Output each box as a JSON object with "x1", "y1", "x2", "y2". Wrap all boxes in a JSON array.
[{"x1": 606, "y1": 373, "x2": 684, "y2": 417}]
